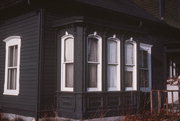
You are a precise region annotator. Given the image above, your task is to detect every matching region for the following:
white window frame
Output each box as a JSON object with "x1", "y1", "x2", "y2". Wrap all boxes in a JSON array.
[
  {"x1": 61, "y1": 32, "x2": 74, "y2": 92},
  {"x1": 87, "y1": 32, "x2": 102, "y2": 92},
  {"x1": 107, "y1": 35, "x2": 121, "y2": 91},
  {"x1": 140, "y1": 43, "x2": 152, "y2": 92},
  {"x1": 3, "y1": 36, "x2": 21, "y2": 96},
  {"x1": 125, "y1": 38, "x2": 137, "y2": 91}
]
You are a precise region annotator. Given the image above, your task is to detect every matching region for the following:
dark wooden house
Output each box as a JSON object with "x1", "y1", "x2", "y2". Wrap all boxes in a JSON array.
[{"x1": 0, "y1": 0, "x2": 180, "y2": 120}]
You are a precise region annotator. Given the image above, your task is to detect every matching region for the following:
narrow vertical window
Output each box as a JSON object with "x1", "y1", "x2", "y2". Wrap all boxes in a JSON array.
[
  {"x1": 124, "y1": 38, "x2": 137, "y2": 91},
  {"x1": 107, "y1": 36, "x2": 120, "y2": 91},
  {"x1": 140, "y1": 43, "x2": 152, "y2": 92},
  {"x1": 87, "y1": 32, "x2": 102, "y2": 91},
  {"x1": 61, "y1": 32, "x2": 74, "y2": 91},
  {"x1": 3, "y1": 36, "x2": 21, "y2": 95}
]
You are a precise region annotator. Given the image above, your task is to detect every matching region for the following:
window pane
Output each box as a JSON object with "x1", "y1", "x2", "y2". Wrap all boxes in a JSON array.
[
  {"x1": 108, "y1": 40, "x2": 117, "y2": 64},
  {"x1": 64, "y1": 37, "x2": 73, "y2": 62},
  {"x1": 88, "y1": 64, "x2": 97, "y2": 88},
  {"x1": 7, "y1": 69, "x2": 17, "y2": 90},
  {"x1": 125, "y1": 71, "x2": 133, "y2": 87},
  {"x1": 139, "y1": 50, "x2": 143, "y2": 67},
  {"x1": 65, "y1": 63, "x2": 74, "y2": 87},
  {"x1": 88, "y1": 38, "x2": 98, "y2": 62},
  {"x1": 8, "y1": 45, "x2": 18, "y2": 67},
  {"x1": 14, "y1": 45, "x2": 18, "y2": 66},
  {"x1": 125, "y1": 43, "x2": 133, "y2": 65},
  {"x1": 107, "y1": 65, "x2": 117, "y2": 88},
  {"x1": 140, "y1": 50, "x2": 148, "y2": 68},
  {"x1": 140, "y1": 70, "x2": 148, "y2": 87},
  {"x1": 8, "y1": 46, "x2": 14, "y2": 67},
  {"x1": 143, "y1": 51, "x2": 148, "y2": 68}
]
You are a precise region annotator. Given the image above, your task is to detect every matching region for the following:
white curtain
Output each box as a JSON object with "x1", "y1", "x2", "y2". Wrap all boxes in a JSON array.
[
  {"x1": 88, "y1": 64, "x2": 97, "y2": 87},
  {"x1": 107, "y1": 40, "x2": 117, "y2": 64},
  {"x1": 125, "y1": 43, "x2": 133, "y2": 65},
  {"x1": 7, "y1": 69, "x2": 17, "y2": 89},
  {"x1": 65, "y1": 37, "x2": 73, "y2": 62},
  {"x1": 107, "y1": 40, "x2": 117, "y2": 89},
  {"x1": 65, "y1": 64, "x2": 73, "y2": 87},
  {"x1": 107, "y1": 65, "x2": 117, "y2": 88},
  {"x1": 88, "y1": 38, "x2": 98, "y2": 62},
  {"x1": 125, "y1": 71, "x2": 133, "y2": 87}
]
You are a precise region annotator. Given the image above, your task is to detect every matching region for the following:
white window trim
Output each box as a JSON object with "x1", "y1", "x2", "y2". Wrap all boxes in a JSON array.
[
  {"x1": 87, "y1": 32, "x2": 102, "y2": 92},
  {"x1": 3, "y1": 36, "x2": 21, "y2": 96},
  {"x1": 140, "y1": 43, "x2": 153, "y2": 92},
  {"x1": 61, "y1": 32, "x2": 74, "y2": 92},
  {"x1": 125, "y1": 38, "x2": 137, "y2": 91},
  {"x1": 107, "y1": 36, "x2": 121, "y2": 91}
]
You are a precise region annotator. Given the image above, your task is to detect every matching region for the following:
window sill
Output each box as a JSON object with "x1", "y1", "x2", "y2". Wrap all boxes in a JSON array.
[
  {"x1": 125, "y1": 87, "x2": 137, "y2": 91},
  {"x1": 3, "y1": 90, "x2": 19, "y2": 96},
  {"x1": 61, "y1": 87, "x2": 73, "y2": 92},
  {"x1": 140, "y1": 87, "x2": 151, "y2": 92},
  {"x1": 87, "y1": 88, "x2": 101, "y2": 92}
]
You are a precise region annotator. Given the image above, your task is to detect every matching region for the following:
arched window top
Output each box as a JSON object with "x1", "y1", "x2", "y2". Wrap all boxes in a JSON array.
[
  {"x1": 61, "y1": 31, "x2": 74, "y2": 40},
  {"x1": 125, "y1": 37, "x2": 136, "y2": 45},
  {"x1": 107, "y1": 34, "x2": 120, "y2": 42},
  {"x1": 3, "y1": 36, "x2": 21, "y2": 43},
  {"x1": 87, "y1": 32, "x2": 102, "y2": 40}
]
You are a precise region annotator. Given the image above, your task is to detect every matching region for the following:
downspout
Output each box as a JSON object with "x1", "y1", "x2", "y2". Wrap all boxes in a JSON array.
[{"x1": 36, "y1": 8, "x2": 45, "y2": 121}]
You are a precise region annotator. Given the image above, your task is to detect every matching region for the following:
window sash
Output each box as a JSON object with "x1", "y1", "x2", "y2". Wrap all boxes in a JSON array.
[
  {"x1": 107, "y1": 38, "x2": 120, "y2": 91},
  {"x1": 107, "y1": 65, "x2": 117, "y2": 89},
  {"x1": 140, "y1": 69, "x2": 149, "y2": 87},
  {"x1": 87, "y1": 34, "x2": 102, "y2": 92},
  {"x1": 65, "y1": 63, "x2": 74, "y2": 88},
  {"x1": 7, "y1": 68, "x2": 17, "y2": 90},
  {"x1": 125, "y1": 43, "x2": 134, "y2": 65},
  {"x1": 140, "y1": 43, "x2": 152, "y2": 92},
  {"x1": 88, "y1": 63, "x2": 98, "y2": 88},
  {"x1": 125, "y1": 40, "x2": 137, "y2": 91},
  {"x1": 61, "y1": 34, "x2": 74, "y2": 91},
  {"x1": 88, "y1": 38, "x2": 99, "y2": 62}
]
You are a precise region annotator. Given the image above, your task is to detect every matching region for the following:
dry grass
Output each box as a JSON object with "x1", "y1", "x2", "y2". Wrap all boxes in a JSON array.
[{"x1": 121, "y1": 111, "x2": 180, "y2": 121}]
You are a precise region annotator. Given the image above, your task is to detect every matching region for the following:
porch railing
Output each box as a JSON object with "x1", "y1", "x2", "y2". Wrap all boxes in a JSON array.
[{"x1": 150, "y1": 90, "x2": 180, "y2": 114}]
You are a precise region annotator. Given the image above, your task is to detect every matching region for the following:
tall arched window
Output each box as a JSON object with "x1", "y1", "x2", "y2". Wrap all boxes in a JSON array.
[
  {"x1": 87, "y1": 32, "x2": 102, "y2": 91},
  {"x1": 61, "y1": 32, "x2": 74, "y2": 91},
  {"x1": 3, "y1": 36, "x2": 21, "y2": 96},
  {"x1": 107, "y1": 36, "x2": 120, "y2": 91},
  {"x1": 124, "y1": 38, "x2": 137, "y2": 91}
]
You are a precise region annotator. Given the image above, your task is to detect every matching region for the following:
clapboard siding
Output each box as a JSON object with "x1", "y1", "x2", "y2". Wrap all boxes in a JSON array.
[
  {"x1": 0, "y1": 11, "x2": 40, "y2": 117},
  {"x1": 39, "y1": 11, "x2": 60, "y2": 111}
]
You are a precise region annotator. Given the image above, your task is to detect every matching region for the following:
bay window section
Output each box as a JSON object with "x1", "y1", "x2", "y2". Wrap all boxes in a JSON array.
[
  {"x1": 140, "y1": 43, "x2": 152, "y2": 92},
  {"x1": 61, "y1": 32, "x2": 74, "y2": 91},
  {"x1": 124, "y1": 38, "x2": 137, "y2": 91},
  {"x1": 107, "y1": 36, "x2": 120, "y2": 91},
  {"x1": 87, "y1": 32, "x2": 102, "y2": 91},
  {"x1": 3, "y1": 36, "x2": 21, "y2": 96}
]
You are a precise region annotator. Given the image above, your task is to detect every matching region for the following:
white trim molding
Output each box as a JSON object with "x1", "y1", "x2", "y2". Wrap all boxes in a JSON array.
[
  {"x1": 87, "y1": 32, "x2": 102, "y2": 92},
  {"x1": 125, "y1": 38, "x2": 137, "y2": 91},
  {"x1": 140, "y1": 43, "x2": 153, "y2": 92},
  {"x1": 107, "y1": 36, "x2": 121, "y2": 91},
  {"x1": 3, "y1": 36, "x2": 21, "y2": 96},
  {"x1": 61, "y1": 32, "x2": 74, "y2": 92}
]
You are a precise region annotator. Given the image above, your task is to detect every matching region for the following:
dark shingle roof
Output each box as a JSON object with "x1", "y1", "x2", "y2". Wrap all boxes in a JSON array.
[
  {"x1": 0, "y1": 0, "x2": 25, "y2": 10},
  {"x1": 74, "y1": 0, "x2": 162, "y2": 23},
  {"x1": 132, "y1": 0, "x2": 180, "y2": 29}
]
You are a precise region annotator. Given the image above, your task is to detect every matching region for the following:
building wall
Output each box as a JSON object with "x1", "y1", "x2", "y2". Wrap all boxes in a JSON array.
[{"x1": 0, "y1": 11, "x2": 40, "y2": 117}]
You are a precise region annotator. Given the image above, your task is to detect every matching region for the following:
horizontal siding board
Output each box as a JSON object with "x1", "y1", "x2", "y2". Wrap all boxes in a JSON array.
[{"x1": 0, "y1": 11, "x2": 40, "y2": 117}]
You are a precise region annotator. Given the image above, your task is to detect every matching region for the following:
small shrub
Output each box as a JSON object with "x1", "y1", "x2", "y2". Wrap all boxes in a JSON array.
[{"x1": 0, "y1": 113, "x2": 10, "y2": 121}]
